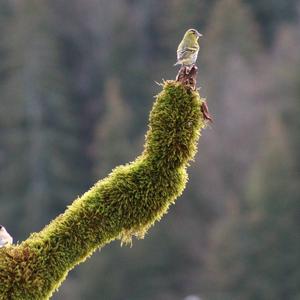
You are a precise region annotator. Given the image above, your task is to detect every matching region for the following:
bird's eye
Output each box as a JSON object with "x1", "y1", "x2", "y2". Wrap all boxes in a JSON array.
[{"x1": 0, "y1": 225, "x2": 2, "y2": 229}]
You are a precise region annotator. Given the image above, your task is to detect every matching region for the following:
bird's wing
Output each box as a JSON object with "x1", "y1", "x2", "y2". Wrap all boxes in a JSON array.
[{"x1": 177, "y1": 46, "x2": 199, "y2": 61}]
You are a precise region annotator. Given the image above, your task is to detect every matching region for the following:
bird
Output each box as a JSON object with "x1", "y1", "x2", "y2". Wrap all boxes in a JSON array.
[
  {"x1": 175, "y1": 28, "x2": 202, "y2": 67},
  {"x1": 0, "y1": 225, "x2": 13, "y2": 248}
]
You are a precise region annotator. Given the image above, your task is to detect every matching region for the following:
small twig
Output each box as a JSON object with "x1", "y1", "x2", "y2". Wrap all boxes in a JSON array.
[
  {"x1": 176, "y1": 65, "x2": 198, "y2": 90},
  {"x1": 176, "y1": 65, "x2": 213, "y2": 122},
  {"x1": 201, "y1": 101, "x2": 213, "y2": 122}
]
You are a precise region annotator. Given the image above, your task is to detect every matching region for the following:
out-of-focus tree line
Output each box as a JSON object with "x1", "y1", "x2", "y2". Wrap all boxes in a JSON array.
[{"x1": 0, "y1": 0, "x2": 299, "y2": 299}]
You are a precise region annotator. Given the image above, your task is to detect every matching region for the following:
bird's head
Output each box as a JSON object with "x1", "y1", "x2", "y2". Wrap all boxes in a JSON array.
[{"x1": 184, "y1": 29, "x2": 202, "y2": 42}]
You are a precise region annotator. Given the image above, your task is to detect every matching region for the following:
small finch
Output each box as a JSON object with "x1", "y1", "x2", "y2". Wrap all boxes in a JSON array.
[
  {"x1": 0, "y1": 225, "x2": 13, "y2": 248},
  {"x1": 175, "y1": 29, "x2": 202, "y2": 67}
]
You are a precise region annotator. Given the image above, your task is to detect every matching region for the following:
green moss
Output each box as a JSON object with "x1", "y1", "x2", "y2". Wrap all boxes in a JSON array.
[{"x1": 0, "y1": 81, "x2": 206, "y2": 299}]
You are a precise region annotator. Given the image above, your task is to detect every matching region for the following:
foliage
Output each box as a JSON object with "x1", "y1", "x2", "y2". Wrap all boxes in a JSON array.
[
  {"x1": 204, "y1": 22, "x2": 300, "y2": 300},
  {"x1": 92, "y1": 77, "x2": 135, "y2": 179},
  {"x1": 0, "y1": 0, "x2": 300, "y2": 299},
  {"x1": 206, "y1": 116, "x2": 300, "y2": 300}
]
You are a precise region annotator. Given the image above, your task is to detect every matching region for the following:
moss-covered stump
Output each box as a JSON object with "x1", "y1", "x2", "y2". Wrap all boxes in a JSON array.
[{"x1": 0, "y1": 80, "x2": 206, "y2": 299}]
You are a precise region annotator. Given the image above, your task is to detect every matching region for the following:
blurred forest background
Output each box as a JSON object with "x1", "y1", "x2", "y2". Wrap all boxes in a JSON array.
[{"x1": 0, "y1": 0, "x2": 299, "y2": 299}]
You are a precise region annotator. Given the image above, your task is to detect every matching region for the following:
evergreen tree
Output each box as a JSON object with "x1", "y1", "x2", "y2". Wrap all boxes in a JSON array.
[
  {"x1": 197, "y1": 0, "x2": 263, "y2": 210},
  {"x1": 205, "y1": 114, "x2": 300, "y2": 300},
  {"x1": 0, "y1": 0, "x2": 84, "y2": 238},
  {"x1": 202, "y1": 0, "x2": 261, "y2": 102},
  {"x1": 245, "y1": 0, "x2": 299, "y2": 44},
  {"x1": 91, "y1": 77, "x2": 135, "y2": 179},
  {"x1": 204, "y1": 23, "x2": 300, "y2": 300}
]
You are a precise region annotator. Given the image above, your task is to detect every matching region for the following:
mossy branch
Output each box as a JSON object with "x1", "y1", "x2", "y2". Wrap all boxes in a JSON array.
[{"x1": 0, "y1": 79, "x2": 206, "y2": 299}]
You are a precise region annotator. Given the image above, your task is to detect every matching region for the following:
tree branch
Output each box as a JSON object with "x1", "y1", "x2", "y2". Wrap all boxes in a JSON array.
[{"x1": 0, "y1": 80, "x2": 206, "y2": 299}]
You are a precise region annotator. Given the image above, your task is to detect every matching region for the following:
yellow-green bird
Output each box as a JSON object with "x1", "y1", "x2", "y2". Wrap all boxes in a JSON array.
[{"x1": 175, "y1": 29, "x2": 202, "y2": 67}]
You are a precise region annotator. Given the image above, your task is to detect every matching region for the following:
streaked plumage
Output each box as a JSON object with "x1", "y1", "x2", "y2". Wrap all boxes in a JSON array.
[
  {"x1": 175, "y1": 29, "x2": 202, "y2": 66},
  {"x1": 0, "y1": 225, "x2": 13, "y2": 247}
]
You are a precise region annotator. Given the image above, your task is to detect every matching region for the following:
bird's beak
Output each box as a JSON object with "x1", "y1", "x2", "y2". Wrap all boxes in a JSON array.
[{"x1": 197, "y1": 32, "x2": 203, "y2": 38}]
